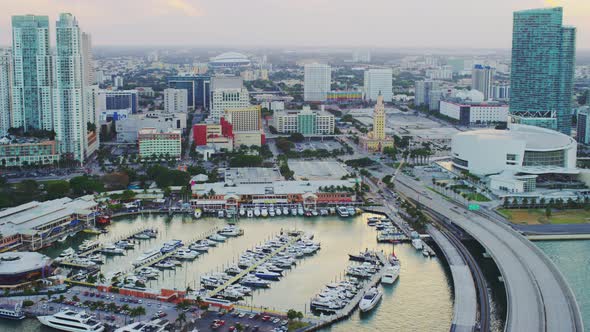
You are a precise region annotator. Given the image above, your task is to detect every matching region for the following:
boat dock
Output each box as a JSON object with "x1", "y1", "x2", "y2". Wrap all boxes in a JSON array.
[
  {"x1": 309, "y1": 251, "x2": 390, "y2": 330},
  {"x1": 361, "y1": 206, "x2": 413, "y2": 240},
  {"x1": 207, "y1": 232, "x2": 304, "y2": 297}
]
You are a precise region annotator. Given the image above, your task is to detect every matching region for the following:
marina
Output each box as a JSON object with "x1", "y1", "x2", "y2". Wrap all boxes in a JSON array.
[{"x1": 0, "y1": 213, "x2": 455, "y2": 331}]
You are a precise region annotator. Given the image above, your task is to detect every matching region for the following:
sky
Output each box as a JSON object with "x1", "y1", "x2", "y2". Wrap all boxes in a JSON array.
[{"x1": 0, "y1": 0, "x2": 589, "y2": 49}]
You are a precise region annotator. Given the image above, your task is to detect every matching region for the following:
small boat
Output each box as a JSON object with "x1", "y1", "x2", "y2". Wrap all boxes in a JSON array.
[
  {"x1": 269, "y1": 207, "x2": 276, "y2": 217},
  {"x1": 283, "y1": 207, "x2": 289, "y2": 215},
  {"x1": 218, "y1": 225, "x2": 243, "y2": 237},
  {"x1": 59, "y1": 247, "x2": 76, "y2": 259},
  {"x1": 275, "y1": 207, "x2": 282, "y2": 216},
  {"x1": 347, "y1": 206, "x2": 356, "y2": 216},
  {"x1": 412, "y1": 239, "x2": 424, "y2": 250},
  {"x1": 194, "y1": 208, "x2": 202, "y2": 219},
  {"x1": 337, "y1": 206, "x2": 350, "y2": 217},
  {"x1": 291, "y1": 207, "x2": 298, "y2": 216},
  {"x1": 0, "y1": 301, "x2": 25, "y2": 320},
  {"x1": 261, "y1": 207, "x2": 269, "y2": 217},
  {"x1": 87, "y1": 254, "x2": 104, "y2": 264},
  {"x1": 217, "y1": 210, "x2": 225, "y2": 218},
  {"x1": 208, "y1": 233, "x2": 227, "y2": 242},
  {"x1": 189, "y1": 243, "x2": 209, "y2": 252},
  {"x1": 422, "y1": 249, "x2": 430, "y2": 257},
  {"x1": 305, "y1": 210, "x2": 313, "y2": 217},
  {"x1": 254, "y1": 207, "x2": 261, "y2": 217},
  {"x1": 359, "y1": 287, "x2": 383, "y2": 312},
  {"x1": 114, "y1": 240, "x2": 135, "y2": 249},
  {"x1": 239, "y1": 208, "x2": 246, "y2": 216},
  {"x1": 247, "y1": 209, "x2": 254, "y2": 218},
  {"x1": 225, "y1": 266, "x2": 242, "y2": 276},
  {"x1": 57, "y1": 234, "x2": 69, "y2": 243},
  {"x1": 134, "y1": 233, "x2": 150, "y2": 240},
  {"x1": 78, "y1": 240, "x2": 99, "y2": 252},
  {"x1": 154, "y1": 260, "x2": 175, "y2": 269},
  {"x1": 240, "y1": 275, "x2": 271, "y2": 288},
  {"x1": 311, "y1": 210, "x2": 319, "y2": 217},
  {"x1": 254, "y1": 268, "x2": 281, "y2": 281},
  {"x1": 175, "y1": 248, "x2": 199, "y2": 260},
  {"x1": 320, "y1": 209, "x2": 329, "y2": 216},
  {"x1": 297, "y1": 206, "x2": 304, "y2": 216},
  {"x1": 381, "y1": 265, "x2": 400, "y2": 284}
]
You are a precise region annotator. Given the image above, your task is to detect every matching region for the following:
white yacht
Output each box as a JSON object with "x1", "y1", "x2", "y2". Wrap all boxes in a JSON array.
[
  {"x1": 239, "y1": 208, "x2": 246, "y2": 216},
  {"x1": 282, "y1": 207, "x2": 289, "y2": 215},
  {"x1": 0, "y1": 301, "x2": 25, "y2": 320},
  {"x1": 100, "y1": 244, "x2": 125, "y2": 255},
  {"x1": 254, "y1": 207, "x2": 261, "y2": 217},
  {"x1": 381, "y1": 265, "x2": 400, "y2": 285},
  {"x1": 261, "y1": 207, "x2": 269, "y2": 217},
  {"x1": 337, "y1": 206, "x2": 350, "y2": 217},
  {"x1": 269, "y1": 206, "x2": 276, "y2": 217},
  {"x1": 175, "y1": 248, "x2": 199, "y2": 260},
  {"x1": 115, "y1": 318, "x2": 169, "y2": 332},
  {"x1": 275, "y1": 207, "x2": 282, "y2": 216},
  {"x1": 133, "y1": 249, "x2": 161, "y2": 267},
  {"x1": 38, "y1": 309, "x2": 105, "y2": 332},
  {"x1": 297, "y1": 206, "x2": 304, "y2": 216},
  {"x1": 411, "y1": 239, "x2": 424, "y2": 250},
  {"x1": 208, "y1": 233, "x2": 227, "y2": 242},
  {"x1": 78, "y1": 240, "x2": 98, "y2": 252},
  {"x1": 359, "y1": 287, "x2": 383, "y2": 312},
  {"x1": 291, "y1": 207, "x2": 298, "y2": 216},
  {"x1": 247, "y1": 209, "x2": 254, "y2": 218}
]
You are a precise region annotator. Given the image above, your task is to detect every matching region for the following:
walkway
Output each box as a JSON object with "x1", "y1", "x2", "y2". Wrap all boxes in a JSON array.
[{"x1": 428, "y1": 226, "x2": 477, "y2": 332}]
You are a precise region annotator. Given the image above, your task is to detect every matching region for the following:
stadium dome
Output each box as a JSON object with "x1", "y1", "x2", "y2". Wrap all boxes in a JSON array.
[{"x1": 209, "y1": 52, "x2": 251, "y2": 68}]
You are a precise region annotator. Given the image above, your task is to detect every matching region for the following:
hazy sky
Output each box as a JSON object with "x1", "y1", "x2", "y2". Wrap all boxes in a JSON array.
[{"x1": 0, "y1": 0, "x2": 589, "y2": 49}]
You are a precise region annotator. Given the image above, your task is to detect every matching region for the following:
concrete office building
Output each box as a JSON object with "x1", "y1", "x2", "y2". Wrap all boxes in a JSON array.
[
  {"x1": 167, "y1": 75, "x2": 211, "y2": 110},
  {"x1": 11, "y1": 15, "x2": 53, "y2": 131},
  {"x1": 273, "y1": 106, "x2": 335, "y2": 135},
  {"x1": 440, "y1": 97, "x2": 509, "y2": 126},
  {"x1": 210, "y1": 77, "x2": 250, "y2": 120},
  {"x1": 138, "y1": 128, "x2": 182, "y2": 159},
  {"x1": 414, "y1": 80, "x2": 438, "y2": 107},
  {"x1": 510, "y1": 7, "x2": 576, "y2": 135},
  {"x1": 577, "y1": 107, "x2": 590, "y2": 145},
  {"x1": 304, "y1": 63, "x2": 331, "y2": 102},
  {"x1": 113, "y1": 75, "x2": 123, "y2": 89},
  {"x1": 164, "y1": 88, "x2": 188, "y2": 113},
  {"x1": 472, "y1": 64, "x2": 495, "y2": 100},
  {"x1": 97, "y1": 90, "x2": 139, "y2": 114},
  {"x1": 0, "y1": 52, "x2": 11, "y2": 135},
  {"x1": 364, "y1": 68, "x2": 392, "y2": 102},
  {"x1": 115, "y1": 112, "x2": 187, "y2": 143},
  {"x1": 223, "y1": 105, "x2": 261, "y2": 132}
]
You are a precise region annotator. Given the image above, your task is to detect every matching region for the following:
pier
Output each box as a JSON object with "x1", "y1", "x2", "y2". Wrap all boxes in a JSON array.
[{"x1": 207, "y1": 232, "x2": 303, "y2": 297}]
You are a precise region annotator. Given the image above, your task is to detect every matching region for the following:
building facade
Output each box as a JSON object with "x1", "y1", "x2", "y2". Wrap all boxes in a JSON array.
[
  {"x1": 440, "y1": 100, "x2": 509, "y2": 125},
  {"x1": 167, "y1": 75, "x2": 211, "y2": 110},
  {"x1": 0, "y1": 138, "x2": 60, "y2": 167},
  {"x1": 359, "y1": 93, "x2": 394, "y2": 152},
  {"x1": 97, "y1": 90, "x2": 138, "y2": 114},
  {"x1": 273, "y1": 107, "x2": 335, "y2": 135},
  {"x1": 577, "y1": 107, "x2": 590, "y2": 145},
  {"x1": 52, "y1": 13, "x2": 86, "y2": 162},
  {"x1": 364, "y1": 68, "x2": 392, "y2": 102},
  {"x1": 510, "y1": 7, "x2": 576, "y2": 135},
  {"x1": 164, "y1": 88, "x2": 188, "y2": 113},
  {"x1": 210, "y1": 77, "x2": 250, "y2": 120},
  {"x1": 304, "y1": 63, "x2": 331, "y2": 102},
  {"x1": 11, "y1": 15, "x2": 53, "y2": 131},
  {"x1": 223, "y1": 105, "x2": 261, "y2": 132},
  {"x1": 414, "y1": 80, "x2": 438, "y2": 107},
  {"x1": 138, "y1": 128, "x2": 182, "y2": 159},
  {"x1": 472, "y1": 64, "x2": 495, "y2": 100},
  {"x1": 326, "y1": 91, "x2": 362, "y2": 103},
  {"x1": 0, "y1": 52, "x2": 11, "y2": 135}
]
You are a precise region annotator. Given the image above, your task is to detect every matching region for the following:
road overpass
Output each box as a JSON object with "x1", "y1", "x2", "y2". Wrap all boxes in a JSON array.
[{"x1": 395, "y1": 173, "x2": 583, "y2": 332}]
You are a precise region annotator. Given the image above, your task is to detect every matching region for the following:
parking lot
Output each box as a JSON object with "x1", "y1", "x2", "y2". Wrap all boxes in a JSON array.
[{"x1": 294, "y1": 140, "x2": 342, "y2": 152}]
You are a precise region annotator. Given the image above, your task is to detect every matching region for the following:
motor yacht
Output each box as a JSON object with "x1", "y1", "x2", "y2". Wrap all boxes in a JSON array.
[
  {"x1": 133, "y1": 249, "x2": 161, "y2": 267},
  {"x1": 359, "y1": 287, "x2": 382, "y2": 312},
  {"x1": 337, "y1": 206, "x2": 350, "y2": 217},
  {"x1": 381, "y1": 265, "x2": 400, "y2": 285},
  {"x1": 261, "y1": 207, "x2": 269, "y2": 217},
  {"x1": 240, "y1": 275, "x2": 271, "y2": 288},
  {"x1": 38, "y1": 309, "x2": 105, "y2": 332},
  {"x1": 282, "y1": 207, "x2": 289, "y2": 215},
  {"x1": 193, "y1": 208, "x2": 202, "y2": 219},
  {"x1": 254, "y1": 268, "x2": 281, "y2": 281},
  {"x1": 0, "y1": 301, "x2": 25, "y2": 320},
  {"x1": 100, "y1": 244, "x2": 125, "y2": 255},
  {"x1": 208, "y1": 233, "x2": 227, "y2": 242},
  {"x1": 254, "y1": 207, "x2": 261, "y2": 217}
]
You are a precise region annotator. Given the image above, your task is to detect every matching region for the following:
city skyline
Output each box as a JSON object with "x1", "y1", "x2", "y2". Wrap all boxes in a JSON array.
[{"x1": 0, "y1": 0, "x2": 589, "y2": 49}]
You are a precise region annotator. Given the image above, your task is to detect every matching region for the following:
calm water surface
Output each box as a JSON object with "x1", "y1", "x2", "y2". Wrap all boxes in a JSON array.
[{"x1": 2, "y1": 213, "x2": 454, "y2": 331}]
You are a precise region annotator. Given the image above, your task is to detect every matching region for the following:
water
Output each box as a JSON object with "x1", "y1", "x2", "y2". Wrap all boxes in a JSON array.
[
  {"x1": 1, "y1": 213, "x2": 454, "y2": 331},
  {"x1": 536, "y1": 240, "x2": 590, "y2": 328}
]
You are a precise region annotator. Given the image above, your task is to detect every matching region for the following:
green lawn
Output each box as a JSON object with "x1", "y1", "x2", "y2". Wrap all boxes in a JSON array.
[
  {"x1": 498, "y1": 208, "x2": 590, "y2": 225},
  {"x1": 466, "y1": 192, "x2": 491, "y2": 202}
]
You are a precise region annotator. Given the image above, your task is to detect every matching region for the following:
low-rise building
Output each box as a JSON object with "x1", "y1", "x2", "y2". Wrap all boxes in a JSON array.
[
  {"x1": 138, "y1": 128, "x2": 182, "y2": 160},
  {"x1": 116, "y1": 112, "x2": 187, "y2": 143},
  {"x1": 440, "y1": 93, "x2": 509, "y2": 125},
  {"x1": 0, "y1": 196, "x2": 98, "y2": 251},
  {"x1": 273, "y1": 106, "x2": 335, "y2": 135},
  {"x1": 0, "y1": 137, "x2": 60, "y2": 167}
]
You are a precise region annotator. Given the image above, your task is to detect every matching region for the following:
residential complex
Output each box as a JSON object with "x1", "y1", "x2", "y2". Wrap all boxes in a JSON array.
[
  {"x1": 164, "y1": 88, "x2": 188, "y2": 113},
  {"x1": 577, "y1": 107, "x2": 590, "y2": 145},
  {"x1": 0, "y1": 137, "x2": 60, "y2": 167},
  {"x1": 364, "y1": 68, "x2": 393, "y2": 102},
  {"x1": 304, "y1": 63, "x2": 331, "y2": 102},
  {"x1": 0, "y1": 51, "x2": 11, "y2": 134},
  {"x1": 138, "y1": 128, "x2": 182, "y2": 159},
  {"x1": 11, "y1": 15, "x2": 53, "y2": 131},
  {"x1": 273, "y1": 107, "x2": 335, "y2": 135},
  {"x1": 471, "y1": 65, "x2": 495, "y2": 100},
  {"x1": 414, "y1": 80, "x2": 439, "y2": 107},
  {"x1": 510, "y1": 7, "x2": 576, "y2": 135}
]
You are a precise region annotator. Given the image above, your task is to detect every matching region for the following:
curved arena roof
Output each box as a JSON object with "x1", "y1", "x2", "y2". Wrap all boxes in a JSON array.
[
  {"x1": 0, "y1": 252, "x2": 51, "y2": 275},
  {"x1": 210, "y1": 52, "x2": 251, "y2": 65}
]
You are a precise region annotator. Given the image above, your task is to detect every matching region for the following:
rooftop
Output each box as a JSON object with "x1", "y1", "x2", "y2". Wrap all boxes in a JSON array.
[
  {"x1": 223, "y1": 167, "x2": 283, "y2": 185},
  {"x1": 288, "y1": 160, "x2": 349, "y2": 180},
  {"x1": 192, "y1": 178, "x2": 359, "y2": 196},
  {"x1": 455, "y1": 124, "x2": 575, "y2": 151},
  {"x1": 210, "y1": 52, "x2": 251, "y2": 64},
  {"x1": 0, "y1": 195, "x2": 97, "y2": 237},
  {"x1": 0, "y1": 252, "x2": 51, "y2": 275},
  {"x1": 211, "y1": 77, "x2": 244, "y2": 90}
]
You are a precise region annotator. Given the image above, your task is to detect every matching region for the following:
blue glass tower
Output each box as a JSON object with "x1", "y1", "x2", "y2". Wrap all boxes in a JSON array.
[
  {"x1": 510, "y1": 7, "x2": 576, "y2": 135},
  {"x1": 167, "y1": 75, "x2": 211, "y2": 109}
]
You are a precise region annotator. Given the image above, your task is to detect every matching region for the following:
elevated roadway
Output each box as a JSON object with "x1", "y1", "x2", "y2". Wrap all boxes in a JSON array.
[{"x1": 395, "y1": 173, "x2": 583, "y2": 332}]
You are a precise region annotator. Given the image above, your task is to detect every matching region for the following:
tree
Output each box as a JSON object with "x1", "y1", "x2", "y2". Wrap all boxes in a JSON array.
[
  {"x1": 545, "y1": 207, "x2": 552, "y2": 218},
  {"x1": 46, "y1": 181, "x2": 71, "y2": 199},
  {"x1": 288, "y1": 132, "x2": 305, "y2": 142}
]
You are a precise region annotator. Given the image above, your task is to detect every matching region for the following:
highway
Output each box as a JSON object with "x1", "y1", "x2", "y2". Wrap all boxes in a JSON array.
[{"x1": 395, "y1": 173, "x2": 584, "y2": 332}]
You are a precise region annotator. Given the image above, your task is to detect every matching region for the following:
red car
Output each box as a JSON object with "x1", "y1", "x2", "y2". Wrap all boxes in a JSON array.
[
  {"x1": 229, "y1": 327, "x2": 236, "y2": 332},
  {"x1": 211, "y1": 320, "x2": 226, "y2": 329},
  {"x1": 261, "y1": 315, "x2": 271, "y2": 322}
]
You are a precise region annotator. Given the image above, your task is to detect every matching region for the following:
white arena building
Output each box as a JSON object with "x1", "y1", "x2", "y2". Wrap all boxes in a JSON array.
[
  {"x1": 209, "y1": 52, "x2": 251, "y2": 68},
  {"x1": 451, "y1": 124, "x2": 582, "y2": 194}
]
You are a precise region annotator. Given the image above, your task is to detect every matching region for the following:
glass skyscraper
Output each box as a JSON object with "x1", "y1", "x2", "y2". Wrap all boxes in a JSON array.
[
  {"x1": 53, "y1": 13, "x2": 85, "y2": 162},
  {"x1": 510, "y1": 7, "x2": 576, "y2": 135},
  {"x1": 11, "y1": 15, "x2": 53, "y2": 131}
]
